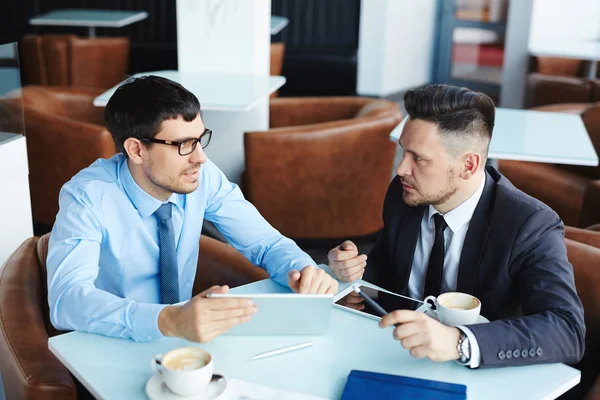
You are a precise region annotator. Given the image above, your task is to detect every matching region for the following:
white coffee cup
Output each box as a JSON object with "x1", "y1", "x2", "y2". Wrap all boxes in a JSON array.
[
  {"x1": 151, "y1": 347, "x2": 214, "y2": 397},
  {"x1": 424, "y1": 292, "x2": 481, "y2": 327}
]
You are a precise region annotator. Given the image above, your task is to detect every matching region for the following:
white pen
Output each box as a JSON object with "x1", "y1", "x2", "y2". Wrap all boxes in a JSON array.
[{"x1": 250, "y1": 341, "x2": 314, "y2": 361}]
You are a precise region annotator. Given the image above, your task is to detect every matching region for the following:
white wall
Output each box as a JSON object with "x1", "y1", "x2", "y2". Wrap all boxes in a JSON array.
[
  {"x1": 177, "y1": 0, "x2": 270, "y2": 76},
  {"x1": 357, "y1": 0, "x2": 437, "y2": 97},
  {"x1": 529, "y1": 0, "x2": 600, "y2": 44},
  {"x1": 0, "y1": 135, "x2": 33, "y2": 268},
  {"x1": 175, "y1": 0, "x2": 272, "y2": 183}
]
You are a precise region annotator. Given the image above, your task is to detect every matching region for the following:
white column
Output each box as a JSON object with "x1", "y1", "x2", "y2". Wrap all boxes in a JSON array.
[
  {"x1": 499, "y1": 1, "x2": 534, "y2": 109},
  {"x1": 0, "y1": 135, "x2": 33, "y2": 268},
  {"x1": 357, "y1": 0, "x2": 437, "y2": 97},
  {"x1": 176, "y1": 0, "x2": 271, "y2": 183}
]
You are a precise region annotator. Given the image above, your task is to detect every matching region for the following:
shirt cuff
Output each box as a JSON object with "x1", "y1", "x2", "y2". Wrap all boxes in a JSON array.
[
  {"x1": 456, "y1": 326, "x2": 481, "y2": 369},
  {"x1": 129, "y1": 302, "x2": 168, "y2": 342}
]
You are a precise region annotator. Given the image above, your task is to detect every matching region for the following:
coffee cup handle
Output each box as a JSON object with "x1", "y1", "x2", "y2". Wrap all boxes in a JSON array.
[
  {"x1": 151, "y1": 354, "x2": 164, "y2": 375},
  {"x1": 423, "y1": 295, "x2": 438, "y2": 317}
]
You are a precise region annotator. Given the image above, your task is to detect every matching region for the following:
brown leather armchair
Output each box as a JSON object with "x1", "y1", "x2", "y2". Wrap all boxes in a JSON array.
[
  {"x1": 20, "y1": 34, "x2": 129, "y2": 90},
  {"x1": 19, "y1": 86, "x2": 118, "y2": 227},
  {"x1": 0, "y1": 234, "x2": 268, "y2": 399},
  {"x1": 243, "y1": 97, "x2": 402, "y2": 240},
  {"x1": 564, "y1": 232, "x2": 600, "y2": 399},
  {"x1": 527, "y1": 56, "x2": 600, "y2": 108},
  {"x1": 499, "y1": 102, "x2": 600, "y2": 227}
]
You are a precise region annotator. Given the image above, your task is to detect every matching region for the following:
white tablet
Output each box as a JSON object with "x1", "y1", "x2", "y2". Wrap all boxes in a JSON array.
[
  {"x1": 207, "y1": 293, "x2": 334, "y2": 335},
  {"x1": 333, "y1": 284, "x2": 424, "y2": 321}
]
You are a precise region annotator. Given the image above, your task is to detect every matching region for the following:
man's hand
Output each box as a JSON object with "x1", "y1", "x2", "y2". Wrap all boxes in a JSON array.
[
  {"x1": 288, "y1": 265, "x2": 339, "y2": 294},
  {"x1": 379, "y1": 310, "x2": 461, "y2": 362},
  {"x1": 158, "y1": 285, "x2": 257, "y2": 343},
  {"x1": 327, "y1": 240, "x2": 367, "y2": 282}
]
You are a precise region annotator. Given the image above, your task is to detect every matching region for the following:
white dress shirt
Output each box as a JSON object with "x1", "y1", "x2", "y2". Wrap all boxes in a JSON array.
[{"x1": 408, "y1": 174, "x2": 486, "y2": 368}]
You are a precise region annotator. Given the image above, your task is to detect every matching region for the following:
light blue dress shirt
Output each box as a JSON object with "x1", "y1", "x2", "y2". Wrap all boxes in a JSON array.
[
  {"x1": 407, "y1": 174, "x2": 486, "y2": 368},
  {"x1": 47, "y1": 154, "x2": 317, "y2": 342}
]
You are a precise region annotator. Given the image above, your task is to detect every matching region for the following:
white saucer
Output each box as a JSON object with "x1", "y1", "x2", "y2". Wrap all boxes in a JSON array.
[
  {"x1": 145, "y1": 374, "x2": 227, "y2": 400},
  {"x1": 417, "y1": 304, "x2": 490, "y2": 323}
]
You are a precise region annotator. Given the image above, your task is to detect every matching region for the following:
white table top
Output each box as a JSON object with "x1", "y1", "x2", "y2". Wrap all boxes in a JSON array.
[
  {"x1": 529, "y1": 40, "x2": 600, "y2": 62},
  {"x1": 271, "y1": 15, "x2": 289, "y2": 35},
  {"x1": 29, "y1": 9, "x2": 148, "y2": 28},
  {"x1": 49, "y1": 276, "x2": 580, "y2": 400},
  {"x1": 390, "y1": 108, "x2": 599, "y2": 166},
  {"x1": 94, "y1": 70, "x2": 286, "y2": 111}
]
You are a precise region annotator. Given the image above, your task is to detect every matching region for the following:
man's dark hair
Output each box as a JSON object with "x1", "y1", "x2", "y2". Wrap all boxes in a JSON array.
[
  {"x1": 403, "y1": 84, "x2": 495, "y2": 161},
  {"x1": 104, "y1": 75, "x2": 201, "y2": 155}
]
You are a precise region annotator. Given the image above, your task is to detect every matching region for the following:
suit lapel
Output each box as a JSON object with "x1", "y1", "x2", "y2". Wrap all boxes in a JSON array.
[
  {"x1": 456, "y1": 170, "x2": 496, "y2": 293},
  {"x1": 395, "y1": 206, "x2": 425, "y2": 295}
]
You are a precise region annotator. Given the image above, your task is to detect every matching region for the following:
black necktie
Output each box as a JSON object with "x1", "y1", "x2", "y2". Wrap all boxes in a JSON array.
[
  {"x1": 423, "y1": 213, "x2": 448, "y2": 298},
  {"x1": 154, "y1": 203, "x2": 179, "y2": 304}
]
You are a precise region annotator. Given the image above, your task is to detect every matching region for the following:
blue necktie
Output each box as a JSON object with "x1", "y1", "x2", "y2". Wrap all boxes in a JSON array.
[{"x1": 155, "y1": 203, "x2": 179, "y2": 304}]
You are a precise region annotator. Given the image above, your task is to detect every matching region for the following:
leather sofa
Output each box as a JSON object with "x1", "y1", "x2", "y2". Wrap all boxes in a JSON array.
[
  {"x1": 20, "y1": 35, "x2": 129, "y2": 90},
  {"x1": 0, "y1": 234, "x2": 268, "y2": 399},
  {"x1": 528, "y1": 56, "x2": 600, "y2": 108},
  {"x1": 243, "y1": 97, "x2": 402, "y2": 241},
  {"x1": 499, "y1": 102, "x2": 600, "y2": 227},
  {"x1": 19, "y1": 86, "x2": 117, "y2": 227}
]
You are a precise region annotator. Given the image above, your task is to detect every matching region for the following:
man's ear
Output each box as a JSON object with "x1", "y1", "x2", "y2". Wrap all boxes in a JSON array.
[
  {"x1": 124, "y1": 138, "x2": 145, "y2": 164},
  {"x1": 460, "y1": 152, "x2": 481, "y2": 179}
]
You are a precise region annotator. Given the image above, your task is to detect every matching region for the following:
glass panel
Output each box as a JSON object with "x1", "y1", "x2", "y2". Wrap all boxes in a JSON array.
[
  {"x1": 454, "y1": 0, "x2": 509, "y2": 23},
  {"x1": 451, "y1": 27, "x2": 505, "y2": 85},
  {"x1": 0, "y1": 42, "x2": 25, "y2": 144}
]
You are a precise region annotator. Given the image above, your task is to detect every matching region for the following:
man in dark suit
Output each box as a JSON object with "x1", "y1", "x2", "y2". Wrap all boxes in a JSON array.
[{"x1": 328, "y1": 84, "x2": 585, "y2": 368}]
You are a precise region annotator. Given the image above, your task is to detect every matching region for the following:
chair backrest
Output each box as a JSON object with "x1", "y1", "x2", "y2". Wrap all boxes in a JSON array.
[
  {"x1": 534, "y1": 56, "x2": 584, "y2": 77},
  {"x1": 566, "y1": 238, "x2": 600, "y2": 397},
  {"x1": 69, "y1": 36, "x2": 130, "y2": 89},
  {"x1": 21, "y1": 86, "x2": 117, "y2": 226},
  {"x1": 0, "y1": 234, "x2": 76, "y2": 399},
  {"x1": 244, "y1": 99, "x2": 402, "y2": 239},
  {"x1": 20, "y1": 34, "x2": 129, "y2": 89}
]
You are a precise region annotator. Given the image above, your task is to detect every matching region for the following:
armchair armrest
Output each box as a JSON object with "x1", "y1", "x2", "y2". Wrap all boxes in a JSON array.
[
  {"x1": 498, "y1": 160, "x2": 587, "y2": 227},
  {"x1": 527, "y1": 73, "x2": 592, "y2": 108},
  {"x1": 269, "y1": 97, "x2": 374, "y2": 128},
  {"x1": 192, "y1": 235, "x2": 270, "y2": 296},
  {"x1": 0, "y1": 237, "x2": 76, "y2": 399},
  {"x1": 565, "y1": 226, "x2": 600, "y2": 249},
  {"x1": 49, "y1": 87, "x2": 105, "y2": 126}
]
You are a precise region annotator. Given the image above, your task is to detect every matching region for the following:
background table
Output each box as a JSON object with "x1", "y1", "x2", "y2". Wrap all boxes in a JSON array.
[
  {"x1": 530, "y1": 40, "x2": 600, "y2": 79},
  {"x1": 49, "y1": 277, "x2": 581, "y2": 400},
  {"x1": 93, "y1": 70, "x2": 285, "y2": 111},
  {"x1": 391, "y1": 107, "x2": 599, "y2": 166},
  {"x1": 271, "y1": 15, "x2": 289, "y2": 35},
  {"x1": 29, "y1": 9, "x2": 148, "y2": 38}
]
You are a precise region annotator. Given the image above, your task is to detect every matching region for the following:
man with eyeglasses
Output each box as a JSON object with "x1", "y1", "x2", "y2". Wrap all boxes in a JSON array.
[{"x1": 46, "y1": 76, "x2": 338, "y2": 343}]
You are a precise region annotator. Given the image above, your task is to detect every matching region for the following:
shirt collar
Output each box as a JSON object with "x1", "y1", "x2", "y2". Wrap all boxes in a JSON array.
[
  {"x1": 118, "y1": 156, "x2": 185, "y2": 218},
  {"x1": 427, "y1": 174, "x2": 486, "y2": 233}
]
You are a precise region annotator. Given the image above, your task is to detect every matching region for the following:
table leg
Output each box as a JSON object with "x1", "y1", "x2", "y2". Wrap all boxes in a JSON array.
[
  {"x1": 88, "y1": 26, "x2": 96, "y2": 38},
  {"x1": 587, "y1": 60, "x2": 598, "y2": 79}
]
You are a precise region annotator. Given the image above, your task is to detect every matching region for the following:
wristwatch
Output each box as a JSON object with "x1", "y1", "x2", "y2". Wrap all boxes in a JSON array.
[{"x1": 457, "y1": 332, "x2": 471, "y2": 363}]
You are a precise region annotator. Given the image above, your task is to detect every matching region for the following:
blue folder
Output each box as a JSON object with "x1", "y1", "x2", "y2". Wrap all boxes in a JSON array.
[{"x1": 341, "y1": 370, "x2": 467, "y2": 400}]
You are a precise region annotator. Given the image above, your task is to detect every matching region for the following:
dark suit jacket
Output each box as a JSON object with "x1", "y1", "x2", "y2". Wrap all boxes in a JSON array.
[{"x1": 365, "y1": 167, "x2": 585, "y2": 368}]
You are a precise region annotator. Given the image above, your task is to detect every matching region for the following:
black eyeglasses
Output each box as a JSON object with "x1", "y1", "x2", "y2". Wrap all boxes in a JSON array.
[{"x1": 140, "y1": 128, "x2": 212, "y2": 156}]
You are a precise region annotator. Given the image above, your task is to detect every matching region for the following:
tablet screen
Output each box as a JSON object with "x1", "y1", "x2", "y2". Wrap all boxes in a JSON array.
[{"x1": 334, "y1": 285, "x2": 423, "y2": 317}]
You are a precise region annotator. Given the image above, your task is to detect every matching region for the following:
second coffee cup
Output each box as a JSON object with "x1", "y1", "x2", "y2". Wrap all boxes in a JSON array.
[{"x1": 424, "y1": 292, "x2": 481, "y2": 327}]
